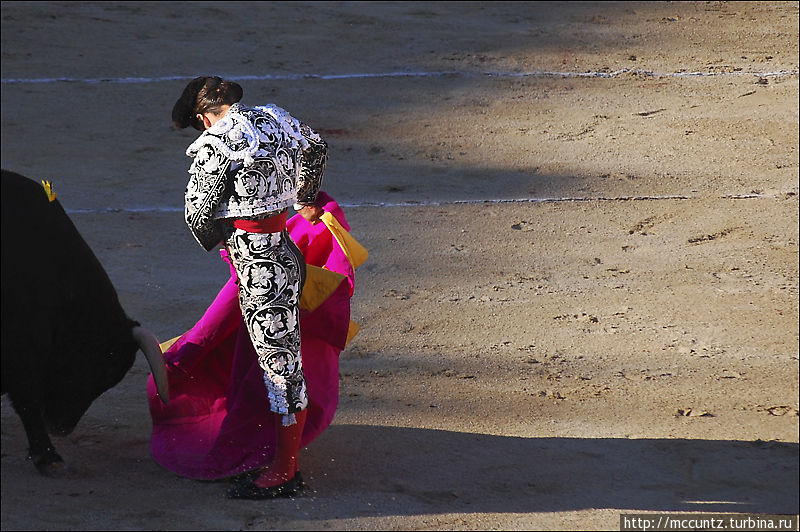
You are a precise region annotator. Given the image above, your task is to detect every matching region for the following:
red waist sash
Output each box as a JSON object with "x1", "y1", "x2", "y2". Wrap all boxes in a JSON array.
[{"x1": 226, "y1": 211, "x2": 287, "y2": 233}]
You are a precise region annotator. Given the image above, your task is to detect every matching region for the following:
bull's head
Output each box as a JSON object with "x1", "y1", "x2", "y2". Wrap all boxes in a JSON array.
[{"x1": 42, "y1": 324, "x2": 169, "y2": 436}]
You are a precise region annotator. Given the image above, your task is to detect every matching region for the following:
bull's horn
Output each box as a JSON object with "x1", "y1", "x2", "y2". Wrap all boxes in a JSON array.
[{"x1": 131, "y1": 326, "x2": 169, "y2": 405}]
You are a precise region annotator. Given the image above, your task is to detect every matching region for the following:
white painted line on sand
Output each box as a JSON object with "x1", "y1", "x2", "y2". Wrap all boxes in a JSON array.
[
  {"x1": 64, "y1": 192, "x2": 781, "y2": 214},
  {"x1": 3, "y1": 68, "x2": 798, "y2": 85}
]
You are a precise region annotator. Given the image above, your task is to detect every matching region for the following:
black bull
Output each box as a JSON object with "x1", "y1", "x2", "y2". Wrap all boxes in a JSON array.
[{"x1": 1, "y1": 170, "x2": 168, "y2": 475}]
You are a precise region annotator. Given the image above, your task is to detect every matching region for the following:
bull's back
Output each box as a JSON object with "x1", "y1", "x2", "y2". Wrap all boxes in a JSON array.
[
  {"x1": 1, "y1": 170, "x2": 128, "y2": 390},
  {"x1": 2, "y1": 170, "x2": 57, "y2": 390}
]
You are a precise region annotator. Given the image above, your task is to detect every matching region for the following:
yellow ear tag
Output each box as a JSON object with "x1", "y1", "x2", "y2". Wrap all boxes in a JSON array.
[{"x1": 41, "y1": 180, "x2": 57, "y2": 202}]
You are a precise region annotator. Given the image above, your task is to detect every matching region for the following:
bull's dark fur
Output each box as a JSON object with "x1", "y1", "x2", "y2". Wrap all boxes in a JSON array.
[{"x1": 1, "y1": 169, "x2": 143, "y2": 475}]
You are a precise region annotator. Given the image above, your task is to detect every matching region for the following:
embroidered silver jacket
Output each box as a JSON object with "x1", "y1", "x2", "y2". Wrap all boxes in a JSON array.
[{"x1": 184, "y1": 103, "x2": 326, "y2": 251}]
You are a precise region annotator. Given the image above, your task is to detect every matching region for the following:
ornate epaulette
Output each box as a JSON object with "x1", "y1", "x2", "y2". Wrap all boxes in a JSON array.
[{"x1": 41, "y1": 180, "x2": 57, "y2": 202}]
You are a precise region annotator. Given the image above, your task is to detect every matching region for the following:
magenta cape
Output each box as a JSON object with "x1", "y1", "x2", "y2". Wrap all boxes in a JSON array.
[{"x1": 147, "y1": 192, "x2": 355, "y2": 479}]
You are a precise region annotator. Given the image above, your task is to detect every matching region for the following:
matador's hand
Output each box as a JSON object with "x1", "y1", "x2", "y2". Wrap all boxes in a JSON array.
[{"x1": 298, "y1": 205, "x2": 323, "y2": 225}]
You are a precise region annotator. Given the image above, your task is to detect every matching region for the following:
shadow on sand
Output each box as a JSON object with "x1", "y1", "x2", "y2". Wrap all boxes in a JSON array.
[{"x1": 303, "y1": 424, "x2": 798, "y2": 517}]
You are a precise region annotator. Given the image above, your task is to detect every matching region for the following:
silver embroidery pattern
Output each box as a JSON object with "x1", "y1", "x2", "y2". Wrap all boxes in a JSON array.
[
  {"x1": 184, "y1": 143, "x2": 231, "y2": 250},
  {"x1": 224, "y1": 227, "x2": 308, "y2": 418},
  {"x1": 184, "y1": 103, "x2": 326, "y2": 249}
]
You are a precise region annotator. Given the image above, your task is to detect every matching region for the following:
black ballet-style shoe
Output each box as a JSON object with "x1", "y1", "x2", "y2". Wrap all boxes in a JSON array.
[
  {"x1": 226, "y1": 473, "x2": 303, "y2": 500},
  {"x1": 230, "y1": 469, "x2": 258, "y2": 485},
  {"x1": 231, "y1": 470, "x2": 303, "y2": 488}
]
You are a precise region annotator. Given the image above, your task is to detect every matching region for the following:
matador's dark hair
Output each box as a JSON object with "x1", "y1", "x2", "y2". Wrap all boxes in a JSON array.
[{"x1": 172, "y1": 76, "x2": 243, "y2": 131}]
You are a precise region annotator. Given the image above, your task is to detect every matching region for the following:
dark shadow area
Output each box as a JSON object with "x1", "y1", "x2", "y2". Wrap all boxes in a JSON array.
[
  {"x1": 303, "y1": 424, "x2": 798, "y2": 517},
  {"x1": 2, "y1": 400, "x2": 797, "y2": 528}
]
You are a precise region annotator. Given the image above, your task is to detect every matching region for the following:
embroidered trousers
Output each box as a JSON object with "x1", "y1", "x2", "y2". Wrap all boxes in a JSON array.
[{"x1": 223, "y1": 227, "x2": 308, "y2": 424}]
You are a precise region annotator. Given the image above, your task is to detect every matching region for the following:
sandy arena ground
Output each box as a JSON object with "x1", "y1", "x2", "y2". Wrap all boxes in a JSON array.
[{"x1": 1, "y1": 1, "x2": 798, "y2": 530}]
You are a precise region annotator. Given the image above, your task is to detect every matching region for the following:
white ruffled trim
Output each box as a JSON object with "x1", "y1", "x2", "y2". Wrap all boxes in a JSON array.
[
  {"x1": 262, "y1": 373, "x2": 302, "y2": 426},
  {"x1": 215, "y1": 193, "x2": 295, "y2": 219},
  {"x1": 186, "y1": 105, "x2": 261, "y2": 166},
  {"x1": 263, "y1": 371, "x2": 290, "y2": 416},
  {"x1": 186, "y1": 103, "x2": 315, "y2": 170},
  {"x1": 255, "y1": 105, "x2": 311, "y2": 151}
]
